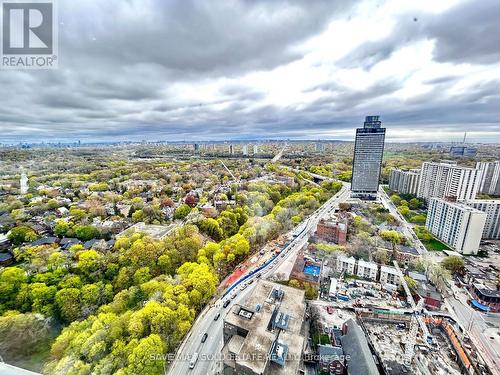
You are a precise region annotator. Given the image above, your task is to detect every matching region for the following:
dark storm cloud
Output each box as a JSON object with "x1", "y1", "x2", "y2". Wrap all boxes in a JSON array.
[
  {"x1": 340, "y1": 0, "x2": 500, "y2": 68},
  {"x1": 0, "y1": 0, "x2": 499, "y2": 143}
]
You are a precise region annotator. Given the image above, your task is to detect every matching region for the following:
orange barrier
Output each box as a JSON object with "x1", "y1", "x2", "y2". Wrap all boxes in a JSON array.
[{"x1": 424, "y1": 317, "x2": 471, "y2": 370}]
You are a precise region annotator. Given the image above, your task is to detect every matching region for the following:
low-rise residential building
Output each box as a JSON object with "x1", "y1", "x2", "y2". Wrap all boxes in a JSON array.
[
  {"x1": 394, "y1": 245, "x2": 420, "y2": 265},
  {"x1": 426, "y1": 198, "x2": 487, "y2": 254},
  {"x1": 379, "y1": 265, "x2": 401, "y2": 286},
  {"x1": 318, "y1": 344, "x2": 345, "y2": 375},
  {"x1": 336, "y1": 255, "x2": 356, "y2": 275},
  {"x1": 356, "y1": 259, "x2": 378, "y2": 280},
  {"x1": 316, "y1": 218, "x2": 347, "y2": 245},
  {"x1": 470, "y1": 283, "x2": 500, "y2": 313},
  {"x1": 388, "y1": 168, "x2": 420, "y2": 195},
  {"x1": 463, "y1": 199, "x2": 500, "y2": 239},
  {"x1": 411, "y1": 272, "x2": 443, "y2": 310},
  {"x1": 222, "y1": 280, "x2": 306, "y2": 375}
]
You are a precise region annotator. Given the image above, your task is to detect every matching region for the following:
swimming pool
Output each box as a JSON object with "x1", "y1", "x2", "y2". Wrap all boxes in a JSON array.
[{"x1": 303, "y1": 264, "x2": 320, "y2": 277}]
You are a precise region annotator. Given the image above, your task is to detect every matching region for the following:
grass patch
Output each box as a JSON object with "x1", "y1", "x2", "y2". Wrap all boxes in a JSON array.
[
  {"x1": 320, "y1": 334, "x2": 331, "y2": 345},
  {"x1": 422, "y1": 238, "x2": 450, "y2": 251}
]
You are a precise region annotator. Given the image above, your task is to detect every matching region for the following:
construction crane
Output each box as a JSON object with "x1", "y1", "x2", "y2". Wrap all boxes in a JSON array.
[{"x1": 393, "y1": 261, "x2": 432, "y2": 367}]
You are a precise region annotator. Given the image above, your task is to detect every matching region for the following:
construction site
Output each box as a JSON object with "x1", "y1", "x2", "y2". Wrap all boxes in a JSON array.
[{"x1": 307, "y1": 259, "x2": 489, "y2": 375}]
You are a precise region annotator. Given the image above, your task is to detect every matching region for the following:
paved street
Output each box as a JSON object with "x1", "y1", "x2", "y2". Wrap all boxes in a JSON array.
[
  {"x1": 378, "y1": 186, "x2": 428, "y2": 255},
  {"x1": 444, "y1": 284, "x2": 500, "y2": 374},
  {"x1": 166, "y1": 184, "x2": 350, "y2": 375}
]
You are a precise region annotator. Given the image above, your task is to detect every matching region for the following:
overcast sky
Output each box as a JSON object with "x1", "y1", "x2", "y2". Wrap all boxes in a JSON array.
[{"x1": 1, "y1": 0, "x2": 500, "y2": 143}]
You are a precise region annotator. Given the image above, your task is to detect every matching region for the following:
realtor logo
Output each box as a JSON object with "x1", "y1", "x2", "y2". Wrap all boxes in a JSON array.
[{"x1": 1, "y1": 0, "x2": 58, "y2": 69}]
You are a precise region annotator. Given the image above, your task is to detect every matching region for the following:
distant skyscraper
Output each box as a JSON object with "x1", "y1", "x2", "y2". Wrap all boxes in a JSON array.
[
  {"x1": 351, "y1": 116, "x2": 386, "y2": 198},
  {"x1": 315, "y1": 142, "x2": 324, "y2": 153},
  {"x1": 476, "y1": 161, "x2": 500, "y2": 196},
  {"x1": 450, "y1": 146, "x2": 477, "y2": 157},
  {"x1": 229, "y1": 144, "x2": 234, "y2": 155},
  {"x1": 242, "y1": 145, "x2": 248, "y2": 155},
  {"x1": 253, "y1": 145, "x2": 259, "y2": 154},
  {"x1": 194, "y1": 143, "x2": 200, "y2": 152},
  {"x1": 20, "y1": 172, "x2": 28, "y2": 195}
]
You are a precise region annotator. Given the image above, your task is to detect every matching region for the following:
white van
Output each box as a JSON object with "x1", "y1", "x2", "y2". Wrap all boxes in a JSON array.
[{"x1": 189, "y1": 352, "x2": 199, "y2": 369}]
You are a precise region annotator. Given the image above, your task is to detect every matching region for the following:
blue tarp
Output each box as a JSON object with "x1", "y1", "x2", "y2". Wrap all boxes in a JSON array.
[{"x1": 471, "y1": 299, "x2": 490, "y2": 312}]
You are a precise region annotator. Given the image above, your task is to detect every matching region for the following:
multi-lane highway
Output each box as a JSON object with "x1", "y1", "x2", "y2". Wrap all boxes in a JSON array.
[{"x1": 166, "y1": 183, "x2": 350, "y2": 375}]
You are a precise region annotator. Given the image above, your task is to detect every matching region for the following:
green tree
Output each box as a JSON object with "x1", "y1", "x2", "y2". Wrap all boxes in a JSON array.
[
  {"x1": 400, "y1": 276, "x2": 417, "y2": 295},
  {"x1": 173, "y1": 204, "x2": 191, "y2": 220},
  {"x1": 408, "y1": 198, "x2": 421, "y2": 210},
  {"x1": 8, "y1": 226, "x2": 38, "y2": 245},
  {"x1": 55, "y1": 288, "x2": 82, "y2": 322},
  {"x1": 125, "y1": 334, "x2": 165, "y2": 375},
  {"x1": 74, "y1": 225, "x2": 100, "y2": 241},
  {"x1": 0, "y1": 267, "x2": 27, "y2": 312},
  {"x1": 54, "y1": 220, "x2": 72, "y2": 237},
  {"x1": 77, "y1": 250, "x2": 104, "y2": 278},
  {"x1": 441, "y1": 256, "x2": 465, "y2": 274}
]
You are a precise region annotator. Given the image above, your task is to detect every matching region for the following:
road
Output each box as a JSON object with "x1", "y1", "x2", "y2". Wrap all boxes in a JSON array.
[
  {"x1": 166, "y1": 184, "x2": 350, "y2": 375},
  {"x1": 378, "y1": 186, "x2": 428, "y2": 255},
  {"x1": 444, "y1": 284, "x2": 500, "y2": 374}
]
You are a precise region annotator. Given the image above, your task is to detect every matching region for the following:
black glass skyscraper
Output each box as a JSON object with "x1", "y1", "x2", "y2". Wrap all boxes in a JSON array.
[{"x1": 351, "y1": 116, "x2": 386, "y2": 198}]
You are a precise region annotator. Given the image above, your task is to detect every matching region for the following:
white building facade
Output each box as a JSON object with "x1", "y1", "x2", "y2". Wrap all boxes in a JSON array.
[
  {"x1": 476, "y1": 161, "x2": 500, "y2": 196},
  {"x1": 379, "y1": 266, "x2": 401, "y2": 286},
  {"x1": 389, "y1": 168, "x2": 421, "y2": 195},
  {"x1": 336, "y1": 255, "x2": 356, "y2": 275},
  {"x1": 426, "y1": 198, "x2": 487, "y2": 254},
  {"x1": 418, "y1": 161, "x2": 482, "y2": 202},
  {"x1": 356, "y1": 259, "x2": 378, "y2": 280},
  {"x1": 463, "y1": 200, "x2": 500, "y2": 240}
]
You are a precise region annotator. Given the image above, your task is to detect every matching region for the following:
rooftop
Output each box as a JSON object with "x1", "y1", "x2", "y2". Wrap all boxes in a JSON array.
[
  {"x1": 341, "y1": 319, "x2": 379, "y2": 375},
  {"x1": 224, "y1": 280, "x2": 306, "y2": 375}
]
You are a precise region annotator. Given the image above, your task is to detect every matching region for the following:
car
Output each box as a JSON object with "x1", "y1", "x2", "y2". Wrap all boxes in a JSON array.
[
  {"x1": 231, "y1": 293, "x2": 237, "y2": 299},
  {"x1": 201, "y1": 333, "x2": 208, "y2": 343},
  {"x1": 256, "y1": 273, "x2": 262, "y2": 278},
  {"x1": 248, "y1": 279, "x2": 254, "y2": 284},
  {"x1": 223, "y1": 300, "x2": 230, "y2": 308},
  {"x1": 189, "y1": 352, "x2": 199, "y2": 369},
  {"x1": 214, "y1": 312, "x2": 220, "y2": 321}
]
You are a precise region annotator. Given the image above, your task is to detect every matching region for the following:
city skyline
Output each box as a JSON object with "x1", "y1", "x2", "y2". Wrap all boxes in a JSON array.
[{"x1": 1, "y1": 0, "x2": 500, "y2": 143}]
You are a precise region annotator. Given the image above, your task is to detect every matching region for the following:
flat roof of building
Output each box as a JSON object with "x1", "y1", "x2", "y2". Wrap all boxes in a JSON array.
[
  {"x1": 380, "y1": 265, "x2": 400, "y2": 275},
  {"x1": 224, "y1": 280, "x2": 306, "y2": 375},
  {"x1": 430, "y1": 198, "x2": 488, "y2": 214},
  {"x1": 357, "y1": 259, "x2": 377, "y2": 269}
]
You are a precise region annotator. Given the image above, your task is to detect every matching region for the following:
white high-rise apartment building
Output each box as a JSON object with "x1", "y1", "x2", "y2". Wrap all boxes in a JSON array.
[
  {"x1": 476, "y1": 161, "x2": 500, "y2": 196},
  {"x1": 417, "y1": 161, "x2": 481, "y2": 202},
  {"x1": 463, "y1": 200, "x2": 500, "y2": 239},
  {"x1": 389, "y1": 168, "x2": 420, "y2": 195},
  {"x1": 426, "y1": 198, "x2": 486, "y2": 254}
]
